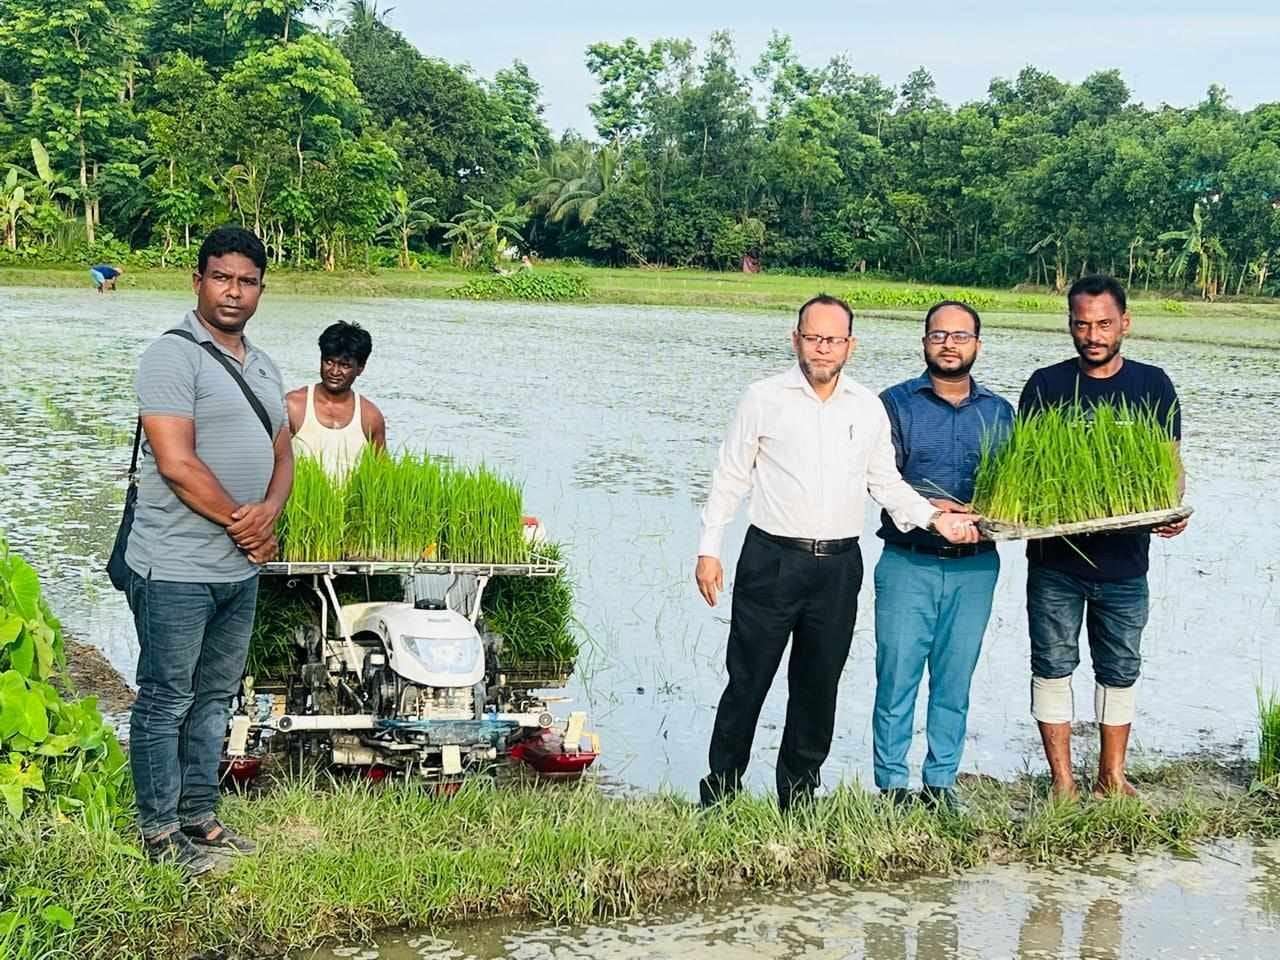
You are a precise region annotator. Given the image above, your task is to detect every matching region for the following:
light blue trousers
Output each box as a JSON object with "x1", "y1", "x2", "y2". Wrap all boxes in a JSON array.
[{"x1": 872, "y1": 544, "x2": 1000, "y2": 790}]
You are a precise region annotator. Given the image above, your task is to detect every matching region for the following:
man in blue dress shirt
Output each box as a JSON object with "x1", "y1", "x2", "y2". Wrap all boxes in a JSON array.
[{"x1": 873, "y1": 300, "x2": 1014, "y2": 810}]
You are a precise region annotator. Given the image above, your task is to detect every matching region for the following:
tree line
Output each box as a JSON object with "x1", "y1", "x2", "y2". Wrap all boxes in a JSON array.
[{"x1": 1, "y1": 2, "x2": 1278, "y2": 296}]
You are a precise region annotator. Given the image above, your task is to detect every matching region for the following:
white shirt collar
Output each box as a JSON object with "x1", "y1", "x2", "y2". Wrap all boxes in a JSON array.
[{"x1": 783, "y1": 362, "x2": 853, "y2": 402}]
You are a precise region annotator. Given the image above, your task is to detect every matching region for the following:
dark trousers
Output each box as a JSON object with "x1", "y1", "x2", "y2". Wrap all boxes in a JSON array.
[
  {"x1": 700, "y1": 526, "x2": 864, "y2": 809},
  {"x1": 126, "y1": 568, "x2": 258, "y2": 839}
]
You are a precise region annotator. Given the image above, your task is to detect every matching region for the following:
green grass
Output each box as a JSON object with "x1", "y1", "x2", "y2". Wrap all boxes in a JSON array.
[
  {"x1": 280, "y1": 450, "x2": 527, "y2": 564},
  {"x1": 972, "y1": 401, "x2": 1182, "y2": 527},
  {"x1": 1259, "y1": 690, "x2": 1280, "y2": 783},
  {"x1": 2, "y1": 761, "x2": 1278, "y2": 959},
  {"x1": 5, "y1": 265, "x2": 1279, "y2": 350}
]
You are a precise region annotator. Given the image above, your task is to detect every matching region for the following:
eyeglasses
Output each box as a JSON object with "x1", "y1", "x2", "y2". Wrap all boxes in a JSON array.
[
  {"x1": 924, "y1": 330, "x2": 977, "y2": 345},
  {"x1": 797, "y1": 334, "x2": 852, "y2": 348}
]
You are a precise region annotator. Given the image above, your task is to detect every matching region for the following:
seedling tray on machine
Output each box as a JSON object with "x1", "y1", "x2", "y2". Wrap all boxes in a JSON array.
[
  {"x1": 501, "y1": 659, "x2": 575, "y2": 689},
  {"x1": 979, "y1": 505, "x2": 1193, "y2": 542},
  {"x1": 260, "y1": 557, "x2": 563, "y2": 577}
]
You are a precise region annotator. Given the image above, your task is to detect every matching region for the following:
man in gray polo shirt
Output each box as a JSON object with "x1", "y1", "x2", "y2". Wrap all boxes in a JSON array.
[{"x1": 125, "y1": 225, "x2": 293, "y2": 875}]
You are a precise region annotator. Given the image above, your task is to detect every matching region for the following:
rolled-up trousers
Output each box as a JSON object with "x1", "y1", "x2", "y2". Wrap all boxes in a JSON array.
[{"x1": 700, "y1": 525, "x2": 863, "y2": 808}]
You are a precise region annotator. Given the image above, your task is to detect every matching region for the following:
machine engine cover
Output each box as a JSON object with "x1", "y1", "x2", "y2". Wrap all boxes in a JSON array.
[{"x1": 343, "y1": 602, "x2": 485, "y2": 688}]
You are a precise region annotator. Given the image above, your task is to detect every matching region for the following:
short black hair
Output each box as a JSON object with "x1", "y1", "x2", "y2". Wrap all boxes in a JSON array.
[
  {"x1": 1068, "y1": 274, "x2": 1127, "y2": 314},
  {"x1": 197, "y1": 225, "x2": 268, "y2": 277},
  {"x1": 797, "y1": 294, "x2": 854, "y2": 334},
  {"x1": 319, "y1": 321, "x2": 372, "y2": 365},
  {"x1": 924, "y1": 300, "x2": 981, "y2": 338}
]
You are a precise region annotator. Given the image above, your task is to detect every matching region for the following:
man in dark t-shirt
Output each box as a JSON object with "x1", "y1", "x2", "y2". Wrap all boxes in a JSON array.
[
  {"x1": 90, "y1": 263, "x2": 123, "y2": 292},
  {"x1": 1020, "y1": 274, "x2": 1187, "y2": 800}
]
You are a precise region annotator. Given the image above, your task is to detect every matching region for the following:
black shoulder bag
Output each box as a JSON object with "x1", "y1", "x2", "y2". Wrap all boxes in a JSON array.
[{"x1": 106, "y1": 329, "x2": 276, "y2": 591}]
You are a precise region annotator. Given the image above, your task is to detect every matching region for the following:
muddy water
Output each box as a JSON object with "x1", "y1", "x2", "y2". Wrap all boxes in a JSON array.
[
  {"x1": 305, "y1": 839, "x2": 1280, "y2": 959},
  {"x1": 0, "y1": 287, "x2": 1277, "y2": 794}
]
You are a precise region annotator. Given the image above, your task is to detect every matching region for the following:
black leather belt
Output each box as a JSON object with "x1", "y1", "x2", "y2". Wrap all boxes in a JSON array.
[
  {"x1": 887, "y1": 541, "x2": 995, "y2": 559},
  {"x1": 752, "y1": 526, "x2": 859, "y2": 556}
]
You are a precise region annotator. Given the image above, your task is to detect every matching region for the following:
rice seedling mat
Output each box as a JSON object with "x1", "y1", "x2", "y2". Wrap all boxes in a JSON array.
[
  {"x1": 260, "y1": 558, "x2": 563, "y2": 577},
  {"x1": 979, "y1": 505, "x2": 1193, "y2": 542}
]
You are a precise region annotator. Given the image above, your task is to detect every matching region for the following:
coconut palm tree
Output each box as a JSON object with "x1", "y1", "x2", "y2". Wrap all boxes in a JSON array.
[
  {"x1": 546, "y1": 145, "x2": 619, "y2": 227},
  {"x1": 526, "y1": 142, "x2": 591, "y2": 218}
]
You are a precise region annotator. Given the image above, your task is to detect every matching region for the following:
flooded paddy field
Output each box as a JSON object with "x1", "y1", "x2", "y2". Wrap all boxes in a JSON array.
[
  {"x1": 307, "y1": 838, "x2": 1280, "y2": 960},
  {"x1": 0, "y1": 286, "x2": 1276, "y2": 794}
]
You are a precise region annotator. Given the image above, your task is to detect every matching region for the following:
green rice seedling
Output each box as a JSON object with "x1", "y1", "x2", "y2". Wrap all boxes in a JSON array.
[
  {"x1": 972, "y1": 400, "x2": 1180, "y2": 526},
  {"x1": 343, "y1": 448, "x2": 446, "y2": 560},
  {"x1": 279, "y1": 456, "x2": 347, "y2": 561},
  {"x1": 394, "y1": 452, "x2": 446, "y2": 561},
  {"x1": 280, "y1": 451, "x2": 526, "y2": 563},
  {"x1": 1258, "y1": 688, "x2": 1280, "y2": 783},
  {"x1": 440, "y1": 464, "x2": 526, "y2": 563},
  {"x1": 246, "y1": 578, "x2": 318, "y2": 677},
  {"x1": 481, "y1": 542, "x2": 579, "y2": 664}
]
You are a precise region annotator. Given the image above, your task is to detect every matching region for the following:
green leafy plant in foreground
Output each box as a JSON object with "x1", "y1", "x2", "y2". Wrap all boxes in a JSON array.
[
  {"x1": 972, "y1": 401, "x2": 1181, "y2": 526},
  {"x1": 0, "y1": 538, "x2": 127, "y2": 822}
]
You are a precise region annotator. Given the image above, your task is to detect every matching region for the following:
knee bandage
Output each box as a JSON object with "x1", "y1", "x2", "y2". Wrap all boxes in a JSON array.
[
  {"x1": 1031, "y1": 675, "x2": 1074, "y2": 724},
  {"x1": 1094, "y1": 682, "x2": 1136, "y2": 726}
]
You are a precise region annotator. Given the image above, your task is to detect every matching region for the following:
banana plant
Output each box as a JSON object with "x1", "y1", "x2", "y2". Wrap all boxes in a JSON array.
[
  {"x1": 0, "y1": 169, "x2": 32, "y2": 250},
  {"x1": 376, "y1": 186, "x2": 436, "y2": 268}
]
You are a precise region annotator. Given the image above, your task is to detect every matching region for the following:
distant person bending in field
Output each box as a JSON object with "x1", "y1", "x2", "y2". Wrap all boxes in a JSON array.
[
  {"x1": 287, "y1": 320, "x2": 386, "y2": 479},
  {"x1": 90, "y1": 263, "x2": 123, "y2": 292}
]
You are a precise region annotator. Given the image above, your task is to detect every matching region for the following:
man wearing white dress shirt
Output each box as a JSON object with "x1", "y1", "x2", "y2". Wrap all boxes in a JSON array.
[{"x1": 694, "y1": 295, "x2": 981, "y2": 810}]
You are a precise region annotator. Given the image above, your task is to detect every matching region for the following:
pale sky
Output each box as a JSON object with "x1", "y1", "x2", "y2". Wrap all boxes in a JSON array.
[{"x1": 382, "y1": 1, "x2": 1280, "y2": 136}]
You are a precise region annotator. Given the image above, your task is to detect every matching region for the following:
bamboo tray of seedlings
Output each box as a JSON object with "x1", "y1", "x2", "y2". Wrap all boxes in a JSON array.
[{"x1": 972, "y1": 401, "x2": 1187, "y2": 542}]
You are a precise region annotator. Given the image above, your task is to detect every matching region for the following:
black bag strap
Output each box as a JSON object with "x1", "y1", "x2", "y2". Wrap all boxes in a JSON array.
[
  {"x1": 163, "y1": 328, "x2": 274, "y2": 439},
  {"x1": 126, "y1": 418, "x2": 142, "y2": 484},
  {"x1": 125, "y1": 328, "x2": 275, "y2": 484}
]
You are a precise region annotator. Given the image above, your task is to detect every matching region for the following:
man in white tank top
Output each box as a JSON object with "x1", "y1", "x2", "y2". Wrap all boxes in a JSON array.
[{"x1": 287, "y1": 321, "x2": 387, "y2": 477}]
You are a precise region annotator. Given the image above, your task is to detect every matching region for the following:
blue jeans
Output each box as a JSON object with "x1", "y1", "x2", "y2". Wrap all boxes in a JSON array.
[
  {"x1": 126, "y1": 569, "x2": 258, "y2": 838},
  {"x1": 872, "y1": 545, "x2": 1000, "y2": 790},
  {"x1": 1026, "y1": 565, "x2": 1147, "y2": 687}
]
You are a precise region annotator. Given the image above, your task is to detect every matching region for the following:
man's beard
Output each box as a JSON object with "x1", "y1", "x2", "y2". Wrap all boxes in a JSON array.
[
  {"x1": 925, "y1": 355, "x2": 975, "y2": 379},
  {"x1": 799, "y1": 356, "x2": 846, "y2": 385},
  {"x1": 201, "y1": 310, "x2": 249, "y2": 334},
  {"x1": 1076, "y1": 339, "x2": 1121, "y2": 368}
]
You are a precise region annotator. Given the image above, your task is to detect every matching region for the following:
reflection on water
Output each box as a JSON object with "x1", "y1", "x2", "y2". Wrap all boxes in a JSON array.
[
  {"x1": 0, "y1": 288, "x2": 1277, "y2": 795},
  {"x1": 305, "y1": 840, "x2": 1280, "y2": 959}
]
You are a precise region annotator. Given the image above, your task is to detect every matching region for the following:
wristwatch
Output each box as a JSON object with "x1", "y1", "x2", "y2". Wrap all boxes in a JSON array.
[{"x1": 928, "y1": 509, "x2": 944, "y2": 531}]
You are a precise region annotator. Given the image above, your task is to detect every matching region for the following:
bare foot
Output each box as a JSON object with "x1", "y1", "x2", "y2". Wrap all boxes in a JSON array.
[
  {"x1": 1050, "y1": 777, "x2": 1080, "y2": 801},
  {"x1": 1092, "y1": 773, "x2": 1139, "y2": 798}
]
